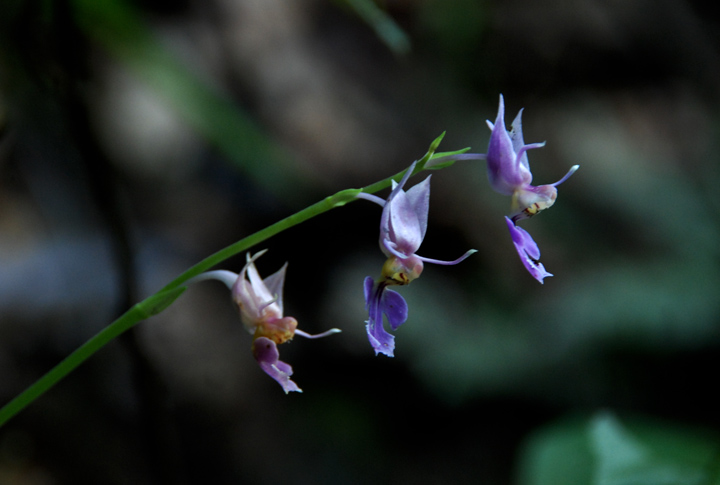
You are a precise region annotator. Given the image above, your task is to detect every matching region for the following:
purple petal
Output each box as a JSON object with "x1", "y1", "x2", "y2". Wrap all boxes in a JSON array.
[
  {"x1": 387, "y1": 160, "x2": 418, "y2": 200},
  {"x1": 363, "y1": 279, "x2": 396, "y2": 357},
  {"x1": 416, "y1": 249, "x2": 477, "y2": 266},
  {"x1": 551, "y1": 165, "x2": 580, "y2": 187},
  {"x1": 403, "y1": 176, "x2": 431, "y2": 241},
  {"x1": 505, "y1": 217, "x2": 553, "y2": 284},
  {"x1": 381, "y1": 288, "x2": 408, "y2": 330},
  {"x1": 486, "y1": 95, "x2": 533, "y2": 194},
  {"x1": 380, "y1": 160, "x2": 427, "y2": 256},
  {"x1": 512, "y1": 142, "x2": 545, "y2": 183},
  {"x1": 509, "y1": 108, "x2": 527, "y2": 167},
  {"x1": 364, "y1": 276, "x2": 374, "y2": 307},
  {"x1": 355, "y1": 192, "x2": 387, "y2": 207},
  {"x1": 507, "y1": 217, "x2": 540, "y2": 260},
  {"x1": 233, "y1": 251, "x2": 283, "y2": 322},
  {"x1": 382, "y1": 238, "x2": 412, "y2": 260},
  {"x1": 365, "y1": 321, "x2": 395, "y2": 357},
  {"x1": 386, "y1": 189, "x2": 423, "y2": 254},
  {"x1": 233, "y1": 279, "x2": 261, "y2": 320},
  {"x1": 245, "y1": 254, "x2": 275, "y2": 304},
  {"x1": 262, "y1": 263, "x2": 288, "y2": 314},
  {"x1": 252, "y1": 337, "x2": 302, "y2": 393},
  {"x1": 487, "y1": 97, "x2": 520, "y2": 194}
]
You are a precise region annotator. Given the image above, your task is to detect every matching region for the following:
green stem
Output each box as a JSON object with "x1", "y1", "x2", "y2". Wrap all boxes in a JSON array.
[
  {"x1": 160, "y1": 188, "x2": 364, "y2": 291},
  {"x1": 0, "y1": 134, "x2": 471, "y2": 427},
  {"x1": 159, "y1": 132, "x2": 457, "y2": 291},
  {"x1": 0, "y1": 192, "x2": 356, "y2": 426},
  {"x1": 0, "y1": 287, "x2": 186, "y2": 426}
]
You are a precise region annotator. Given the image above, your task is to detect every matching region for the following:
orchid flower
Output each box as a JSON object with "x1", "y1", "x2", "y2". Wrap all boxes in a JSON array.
[
  {"x1": 357, "y1": 162, "x2": 476, "y2": 356},
  {"x1": 188, "y1": 250, "x2": 340, "y2": 393},
  {"x1": 486, "y1": 95, "x2": 578, "y2": 283}
]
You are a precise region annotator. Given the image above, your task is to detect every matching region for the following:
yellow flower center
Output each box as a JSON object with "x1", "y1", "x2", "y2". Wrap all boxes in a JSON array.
[
  {"x1": 381, "y1": 256, "x2": 423, "y2": 286},
  {"x1": 511, "y1": 186, "x2": 557, "y2": 218},
  {"x1": 253, "y1": 316, "x2": 298, "y2": 345}
]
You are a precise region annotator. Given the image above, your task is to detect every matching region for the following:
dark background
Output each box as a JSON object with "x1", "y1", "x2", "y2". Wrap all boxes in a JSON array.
[{"x1": 2, "y1": 0, "x2": 720, "y2": 483}]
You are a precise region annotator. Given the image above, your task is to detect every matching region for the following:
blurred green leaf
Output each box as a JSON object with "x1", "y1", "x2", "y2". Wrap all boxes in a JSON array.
[
  {"x1": 591, "y1": 412, "x2": 649, "y2": 479},
  {"x1": 515, "y1": 413, "x2": 720, "y2": 485},
  {"x1": 515, "y1": 416, "x2": 594, "y2": 485},
  {"x1": 70, "y1": 0, "x2": 308, "y2": 201},
  {"x1": 590, "y1": 413, "x2": 709, "y2": 485},
  {"x1": 342, "y1": 0, "x2": 411, "y2": 56}
]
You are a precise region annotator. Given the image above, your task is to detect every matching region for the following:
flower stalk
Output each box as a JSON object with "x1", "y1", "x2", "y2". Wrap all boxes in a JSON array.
[{"x1": 0, "y1": 133, "x2": 471, "y2": 425}]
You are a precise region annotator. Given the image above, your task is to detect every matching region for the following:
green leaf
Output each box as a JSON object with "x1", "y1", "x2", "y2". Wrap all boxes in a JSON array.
[
  {"x1": 515, "y1": 416, "x2": 595, "y2": 485},
  {"x1": 516, "y1": 413, "x2": 720, "y2": 485},
  {"x1": 427, "y1": 131, "x2": 447, "y2": 153},
  {"x1": 590, "y1": 412, "x2": 649, "y2": 477},
  {"x1": 70, "y1": 0, "x2": 306, "y2": 201},
  {"x1": 343, "y1": 0, "x2": 411, "y2": 56},
  {"x1": 424, "y1": 147, "x2": 472, "y2": 170},
  {"x1": 417, "y1": 132, "x2": 446, "y2": 169},
  {"x1": 589, "y1": 413, "x2": 708, "y2": 485}
]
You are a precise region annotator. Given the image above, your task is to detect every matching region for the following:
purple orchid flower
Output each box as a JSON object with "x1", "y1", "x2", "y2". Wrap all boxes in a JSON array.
[
  {"x1": 486, "y1": 95, "x2": 578, "y2": 283},
  {"x1": 357, "y1": 162, "x2": 476, "y2": 356},
  {"x1": 188, "y1": 250, "x2": 340, "y2": 393}
]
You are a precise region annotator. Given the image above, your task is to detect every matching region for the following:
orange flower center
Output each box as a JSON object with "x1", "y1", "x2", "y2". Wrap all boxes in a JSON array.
[{"x1": 253, "y1": 316, "x2": 298, "y2": 345}]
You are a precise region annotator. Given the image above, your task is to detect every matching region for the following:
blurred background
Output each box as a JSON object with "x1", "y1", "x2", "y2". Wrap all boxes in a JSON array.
[{"x1": 2, "y1": 0, "x2": 720, "y2": 483}]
